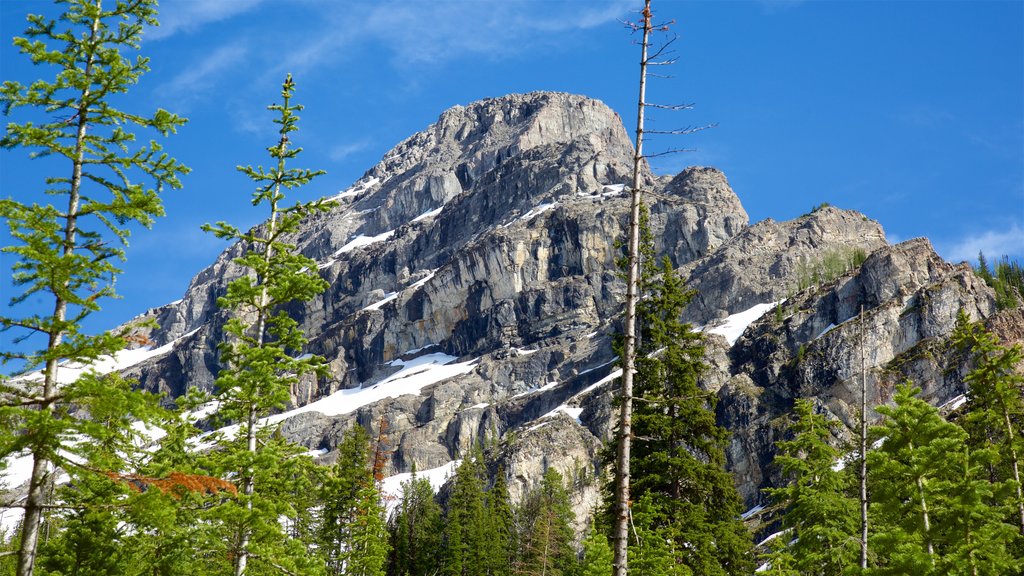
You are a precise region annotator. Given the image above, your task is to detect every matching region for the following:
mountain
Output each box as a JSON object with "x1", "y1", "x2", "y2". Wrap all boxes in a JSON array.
[{"x1": 113, "y1": 91, "x2": 1009, "y2": 524}]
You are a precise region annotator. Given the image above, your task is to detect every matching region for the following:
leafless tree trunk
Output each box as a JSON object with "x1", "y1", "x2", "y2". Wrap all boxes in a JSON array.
[
  {"x1": 860, "y1": 306, "x2": 869, "y2": 571},
  {"x1": 612, "y1": 2, "x2": 651, "y2": 575}
]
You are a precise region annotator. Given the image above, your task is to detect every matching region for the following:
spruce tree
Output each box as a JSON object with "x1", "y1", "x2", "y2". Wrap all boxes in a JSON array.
[
  {"x1": 951, "y1": 311, "x2": 1024, "y2": 535},
  {"x1": 201, "y1": 74, "x2": 332, "y2": 576},
  {"x1": 576, "y1": 524, "x2": 614, "y2": 576},
  {"x1": 764, "y1": 399, "x2": 859, "y2": 575},
  {"x1": 867, "y1": 383, "x2": 1019, "y2": 575},
  {"x1": 318, "y1": 426, "x2": 390, "y2": 576},
  {"x1": 0, "y1": 1, "x2": 187, "y2": 574},
  {"x1": 612, "y1": 205, "x2": 753, "y2": 575},
  {"x1": 388, "y1": 473, "x2": 443, "y2": 576},
  {"x1": 442, "y1": 456, "x2": 490, "y2": 576},
  {"x1": 515, "y1": 467, "x2": 575, "y2": 576},
  {"x1": 487, "y1": 469, "x2": 516, "y2": 576}
]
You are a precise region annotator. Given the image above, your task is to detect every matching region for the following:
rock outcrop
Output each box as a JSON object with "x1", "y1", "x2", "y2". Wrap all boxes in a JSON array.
[{"x1": 113, "y1": 91, "x2": 1008, "y2": 517}]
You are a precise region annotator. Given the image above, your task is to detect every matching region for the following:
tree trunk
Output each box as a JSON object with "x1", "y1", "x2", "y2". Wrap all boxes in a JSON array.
[
  {"x1": 613, "y1": 3, "x2": 651, "y2": 576},
  {"x1": 17, "y1": 5, "x2": 101, "y2": 575},
  {"x1": 859, "y1": 306, "x2": 869, "y2": 571}
]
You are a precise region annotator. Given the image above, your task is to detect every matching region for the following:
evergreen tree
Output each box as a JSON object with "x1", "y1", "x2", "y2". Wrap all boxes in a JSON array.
[
  {"x1": 201, "y1": 74, "x2": 332, "y2": 576},
  {"x1": 318, "y1": 426, "x2": 390, "y2": 576},
  {"x1": 867, "y1": 383, "x2": 1019, "y2": 575},
  {"x1": 764, "y1": 399, "x2": 859, "y2": 575},
  {"x1": 442, "y1": 455, "x2": 490, "y2": 576},
  {"x1": 576, "y1": 524, "x2": 614, "y2": 576},
  {"x1": 952, "y1": 311, "x2": 1024, "y2": 535},
  {"x1": 514, "y1": 467, "x2": 575, "y2": 576},
  {"x1": 388, "y1": 473, "x2": 443, "y2": 576},
  {"x1": 0, "y1": 1, "x2": 188, "y2": 573},
  {"x1": 487, "y1": 469, "x2": 516, "y2": 576},
  {"x1": 611, "y1": 204, "x2": 753, "y2": 575}
]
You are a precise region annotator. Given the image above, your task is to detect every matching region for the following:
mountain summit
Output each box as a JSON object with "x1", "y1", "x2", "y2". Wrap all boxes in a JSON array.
[{"x1": 117, "y1": 91, "x2": 1003, "y2": 516}]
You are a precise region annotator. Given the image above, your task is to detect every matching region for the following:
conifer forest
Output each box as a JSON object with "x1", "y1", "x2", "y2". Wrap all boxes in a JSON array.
[{"x1": 1, "y1": 1, "x2": 1022, "y2": 575}]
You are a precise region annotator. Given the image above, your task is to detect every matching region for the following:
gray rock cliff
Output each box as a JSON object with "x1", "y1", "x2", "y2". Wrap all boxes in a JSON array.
[{"x1": 115, "y1": 91, "x2": 1010, "y2": 517}]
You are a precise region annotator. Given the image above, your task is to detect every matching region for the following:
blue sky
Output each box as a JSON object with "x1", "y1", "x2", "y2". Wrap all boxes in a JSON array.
[{"x1": 1, "y1": 0, "x2": 1022, "y2": 359}]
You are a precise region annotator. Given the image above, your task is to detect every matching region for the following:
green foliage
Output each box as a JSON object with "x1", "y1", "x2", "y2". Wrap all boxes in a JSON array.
[
  {"x1": 0, "y1": 3, "x2": 188, "y2": 572},
  {"x1": 514, "y1": 467, "x2": 575, "y2": 576},
  {"x1": 576, "y1": 524, "x2": 614, "y2": 576},
  {"x1": 763, "y1": 399, "x2": 859, "y2": 575},
  {"x1": 609, "y1": 203, "x2": 754, "y2": 575},
  {"x1": 867, "y1": 383, "x2": 1021, "y2": 575},
  {"x1": 388, "y1": 473, "x2": 444, "y2": 576},
  {"x1": 200, "y1": 74, "x2": 334, "y2": 576},
  {"x1": 974, "y1": 252, "x2": 1024, "y2": 309},
  {"x1": 443, "y1": 456, "x2": 491, "y2": 576},
  {"x1": 317, "y1": 427, "x2": 390, "y2": 576},
  {"x1": 795, "y1": 247, "x2": 868, "y2": 292}
]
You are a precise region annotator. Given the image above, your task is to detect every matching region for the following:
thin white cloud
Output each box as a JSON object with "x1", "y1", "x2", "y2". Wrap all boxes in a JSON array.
[
  {"x1": 329, "y1": 140, "x2": 372, "y2": 162},
  {"x1": 273, "y1": 0, "x2": 633, "y2": 74},
  {"x1": 158, "y1": 43, "x2": 249, "y2": 109},
  {"x1": 147, "y1": 0, "x2": 266, "y2": 40},
  {"x1": 363, "y1": 0, "x2": 634, "y2": 65},
  {"x1": 944, "y1": 223, "x2": 1024, "y2": 262}
]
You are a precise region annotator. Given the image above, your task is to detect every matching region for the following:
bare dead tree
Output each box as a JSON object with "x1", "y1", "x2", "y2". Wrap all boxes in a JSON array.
[
  {"x1": 611, "y1": 1, "x2": 651, "y2": 572},
  {"x1": 611, "y1": 2, "x2": 716, "y2": 574},
  {"x1": 860, "y1": 306, "x2": 869, "y2": 571}
]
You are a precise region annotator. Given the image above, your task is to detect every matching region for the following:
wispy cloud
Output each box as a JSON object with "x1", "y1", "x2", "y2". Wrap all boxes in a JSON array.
[
  {"x1": 363, "y1": 0, "x2": 634, "y2": 65},
  {"x1": 943, "y1": 223, "x2": 1024, "y2": 262},
  {"x1": 271, "y1": 0, "x2": 633, "y2": 74},
  {"x1": 157, "y1": 43, "x2": 249, "y2": 110},
  {"x1": 329, "y1": 140, "x2": 372, "y2": 162},
  {"x1": 147, "y1": 0, "x2": 266, "y2": 40}
]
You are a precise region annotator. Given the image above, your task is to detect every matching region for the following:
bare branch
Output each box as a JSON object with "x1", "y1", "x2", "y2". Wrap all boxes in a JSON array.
[
  {"x1": 644, "y1": 103, "x2": 694, "y2": 111},
  {"x1": 646, "y1": 122, "x2": 718, "y2": 136},
  {"x1": 648, "y1": 58, "x2": 679, "y2": 66},
  {"x1": 644, "y1": 148, "x2": 697, "y2": 159}
]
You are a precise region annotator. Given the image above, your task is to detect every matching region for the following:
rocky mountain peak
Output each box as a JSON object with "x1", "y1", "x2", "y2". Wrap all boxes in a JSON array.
[{"x1": 107, "y1": 91, "x2": 1011, "y2": 519}]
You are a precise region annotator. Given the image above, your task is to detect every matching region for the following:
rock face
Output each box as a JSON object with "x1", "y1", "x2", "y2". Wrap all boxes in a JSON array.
[{"x1": 118, "y1": 91, "x2": 1009, "y2": 520}]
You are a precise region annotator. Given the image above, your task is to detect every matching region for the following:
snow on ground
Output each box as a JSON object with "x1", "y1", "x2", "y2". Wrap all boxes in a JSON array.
[
  {"x1": 338, "y1": 229, "x2": 395, "y2": 254},
  {"x1": 14, "y1": 328, "x2": 200, "y2": 386},
  {"x1": 578, "y1": 183, "x2": 626, "y2": 199},
  {"x1": 940, "y1": 393, "x2": 968, "y2": 411},
  {"x1": 412, "y1": 206, "x2": 443, "y2": 222},
  {"x1": 573, "y1": 366, "x2": 622, "y2": 399},
  {"x1": 191, "y1": 353, "x2": 479, "y2": 450},
  {"x1": 379, "y1": 460, "x2": 460, "y2": 516},
  {"x1": 1, "y1": 507, "x2": 23, "y2": 540},
  {"x1": 329, "y1": 176, "x2": 379, "y2": 201},
  {"x1": 703, "y1": 301, "x2": 782, "y2": 346},
  {"x1": 363, "y1": 291, "x2": 398, "y2": 311},
  {"x1": 741, "y1": 503, "x2": 765, "y2": 520},
  {"x1": 1, "y1": 452, "x2": 35, "y2": 493},
  {"x1": 518, "y1": 202, "x2": 557, "y2": 222},
  {"x1": 512, "y1": 381, "x2": 559, "y2": 399},
  {"x1": 815, "y1": 323, "x2": 837, "y2": 340}
]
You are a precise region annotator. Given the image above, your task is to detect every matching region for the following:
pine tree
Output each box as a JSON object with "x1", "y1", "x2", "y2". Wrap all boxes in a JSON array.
[
  {"x1": 951, "y1": 311, "x2": 1024, "y2": 535},
  {"x1": 866, "y1": 383, "x2": 1019, "y2": 575},
  {"x1": 487, "y1": 469, "x2": 516, "y2": 576},
  {"x1": 0, "y1": 2, "x2": 188, "y2": 574},
  {"x1": 614, "y1": 206, "x2": 753, "y2": 575},
  {"x1": 764, "y1": 399, "x2": 859, "y2": 575},
  {"x1": 515, "y1": 467, "x2": 575, "y2": 576},
  {"x1": 318, "y1": 426, "x2": 390, "y2": 576},
  {"x1": 442, "y1": 454, "x2": 490, "y2": 576},
  {"x1": 576, "y1": 524, "x2": 614, "y2": 576},
  {"x1": 388, "y1": 473, "x2": 443, "y2": 576},
  {"x1": 201, "y1": 74, "x2": 332, "y2": 576}
]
